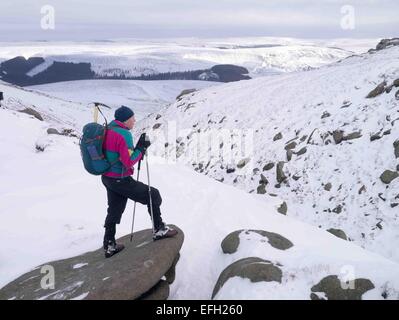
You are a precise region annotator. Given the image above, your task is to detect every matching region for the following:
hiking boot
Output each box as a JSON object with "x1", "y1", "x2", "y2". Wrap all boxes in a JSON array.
[
  {"x1": 104, "y1": 241, "x2": 125, "y2": 258},
  {"x1": 153, "y1": 225, "x2": 178, "y2": 241}
]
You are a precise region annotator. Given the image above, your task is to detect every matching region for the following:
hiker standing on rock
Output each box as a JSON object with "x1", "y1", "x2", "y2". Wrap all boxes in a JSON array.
[{"x1": 101, "y1": 106, "x2": 177, "y2": 258}]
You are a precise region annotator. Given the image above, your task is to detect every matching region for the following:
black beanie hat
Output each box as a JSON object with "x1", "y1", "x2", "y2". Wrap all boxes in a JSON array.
[{"x1": 115, "y1": 105, "x2": 134, "y2": 122}]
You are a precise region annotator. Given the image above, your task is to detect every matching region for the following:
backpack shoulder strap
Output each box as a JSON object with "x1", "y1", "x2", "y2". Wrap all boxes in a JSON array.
[{"x1": 103, "y1": 123, "x2": 125, "y2": 168}]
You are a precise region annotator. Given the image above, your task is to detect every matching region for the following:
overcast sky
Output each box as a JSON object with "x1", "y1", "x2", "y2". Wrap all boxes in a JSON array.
[{"x1": 0, "y1": 0, "x2": 398, "y2": 41}]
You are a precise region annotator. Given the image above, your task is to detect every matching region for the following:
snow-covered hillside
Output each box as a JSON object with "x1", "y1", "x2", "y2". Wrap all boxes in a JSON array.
[
  {"x1": 1, "y1": 103, "x2": 399, "y2": 300},
  {"x1": 0, "y1": 81, "x2": 92, "y2": 129},
  {"x1": 28, "y1": 80, "x2": 219, "y2": 120},
  {"x1": 136, "y1": 45, "x2": 399, "y2": 263},
  {"x1": 1, "y1": 39, "x2": 399, "y2": 300},
  {"x1": 1, "y1": 78, "x2": 213, "y2": 124},
  {"x1": 0, "y1": 37, "x2": 378, "y2": 79}
]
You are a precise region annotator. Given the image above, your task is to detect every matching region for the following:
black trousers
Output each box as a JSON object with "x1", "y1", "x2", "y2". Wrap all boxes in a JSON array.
[{"x1": 101, "y1": 175, "x2": 165, "y2": 246}]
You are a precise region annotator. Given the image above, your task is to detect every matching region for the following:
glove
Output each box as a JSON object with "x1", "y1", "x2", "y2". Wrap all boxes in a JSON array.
[{"x1": 135, "y1": 133, "x2": 151, "y2": 153}]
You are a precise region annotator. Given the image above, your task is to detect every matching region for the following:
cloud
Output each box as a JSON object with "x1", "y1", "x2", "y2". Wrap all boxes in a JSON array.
[{"x1": 0, "y1": 0, "x2": 397, "y2": 40}]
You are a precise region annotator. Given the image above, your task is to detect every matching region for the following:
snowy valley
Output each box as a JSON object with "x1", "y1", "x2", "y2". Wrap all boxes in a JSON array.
[
  {"x1": 136, "y1": 41, "x2": 399, "y2": 265},
  {"x1": 1, "y1": 38, "x2": 399, "y2": 300}
]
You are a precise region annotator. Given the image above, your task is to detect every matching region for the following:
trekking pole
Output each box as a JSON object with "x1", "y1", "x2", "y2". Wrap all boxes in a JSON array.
[
  {"x1": 145, "y1": 150, "x2": 156, "y2": 236},
  {"x1": 129, "y1": 159, "x2": 142, "y2": 242}
]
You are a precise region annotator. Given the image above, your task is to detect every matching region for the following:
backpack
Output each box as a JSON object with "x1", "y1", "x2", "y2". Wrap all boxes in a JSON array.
[
  {"x1": 80, "y1": 103, "x2": 120, "y2": 175},
  {"x1": 79, "y1": 122, "x2": 112, "y2": 175}
]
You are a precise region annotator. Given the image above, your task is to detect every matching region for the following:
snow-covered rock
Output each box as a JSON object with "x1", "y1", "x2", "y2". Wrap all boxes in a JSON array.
[{"x1": 0, "y1": 226, "x2": 184, "y2": 300}]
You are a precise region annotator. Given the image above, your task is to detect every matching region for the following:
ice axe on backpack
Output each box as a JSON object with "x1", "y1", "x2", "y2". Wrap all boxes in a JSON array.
[
  {"x1": 80, "y1": 102, "x2": 115, "y2": 176},
  {"x1": 89, "y1": 102, "x2": 111, "y2": 124}
]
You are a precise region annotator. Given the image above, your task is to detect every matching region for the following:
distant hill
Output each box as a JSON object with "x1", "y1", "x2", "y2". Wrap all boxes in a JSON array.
[
  {"x1": 0, "y1": 56, "x2": 250, "y2": 86},
  {"x1": 0, "y1": 57, "x2": 94, "y2": 86}
]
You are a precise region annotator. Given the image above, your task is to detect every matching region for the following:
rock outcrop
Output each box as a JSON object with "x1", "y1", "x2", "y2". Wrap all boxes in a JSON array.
[
  {"x1": 310, "y1": 275, "x2": 374, "y2": 300},
  {"x1": 176, "y1": 89, "x2": 197, "y2": 100},
  {"x1": 372, "y1": 38, "x2": 399, "y2": 52},
  {"x1": 221, "y1": 229, "x2": 293, "y2": 254},
  {"x1": 212, "y1": 257, "x2": 283, "y2": 299},
  {"x1": 380, "y1": 170, "x2": 399, "y2": 184},
  {"x1": 0, "y1": 226, "x2": 184, "y2": 300},
  {"x1": 327, "y1": 228, "x2": 348, "y2": 241},
  {"x1": 18, "y1": 107, "x2": 43, "y2": 121}
]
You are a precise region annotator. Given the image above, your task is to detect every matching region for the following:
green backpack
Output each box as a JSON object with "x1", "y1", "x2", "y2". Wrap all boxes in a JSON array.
[
  {"x1": 79, "y1": 122, "x2": 112, "y2": 175},
  {"x1": 79, "y1": 103, "x2": 115, "y2": 175}
]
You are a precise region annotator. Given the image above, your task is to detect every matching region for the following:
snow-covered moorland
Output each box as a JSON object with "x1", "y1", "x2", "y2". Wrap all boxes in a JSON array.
[
  {"x1": 136, "y1": 45, "x2": 399, "y2": 264},
  {"x1": 0, "y1": 101, "x2": 399, "y2": 299},
  {"x1": 1, "y1": 38, "x2": 399, "y2": 300},
  {"x1": 0, "y1": 37, "x2": 379, "y2": 79},
  {"x1": 28, "y1": 79, "x2": 219, "y2": 120}
]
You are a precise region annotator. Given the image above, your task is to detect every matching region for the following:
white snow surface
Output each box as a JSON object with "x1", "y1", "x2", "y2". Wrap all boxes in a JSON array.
[
  {"x1": 1, "y1": 78, "x2": 216, "y2": 125},
  {"x1": 0, "y1": 37, "x2": 380, "y2": 78},
  {"x1": 28, "y1": 80, "x2": 219, "y2": 120},
  {"x1": 1, "y1": 43, "x2": 399, "y2": 300},
  {"x1": 0, "y1": 81, "x2": 93, "y2": 129},
  {"x1": 136, "y1": 46, "x2": 399, "y2": 263},
  {"x1": 0, "y1": 94, "x2": 398, "y2": 300}
]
